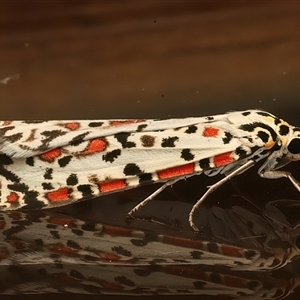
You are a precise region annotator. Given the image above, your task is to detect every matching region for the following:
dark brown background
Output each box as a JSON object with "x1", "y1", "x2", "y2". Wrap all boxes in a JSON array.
[
  {"x1": 1, "y1": 2, "x2": 300, "y2": 121},
  {"x1": 1, "y1": 1, "x2": 300, "y2": 300}
]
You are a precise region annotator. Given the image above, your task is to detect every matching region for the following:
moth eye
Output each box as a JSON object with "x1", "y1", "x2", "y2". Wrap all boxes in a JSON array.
[{"x1": 287, "y1": 138, "x2": 300, "y2": 154}]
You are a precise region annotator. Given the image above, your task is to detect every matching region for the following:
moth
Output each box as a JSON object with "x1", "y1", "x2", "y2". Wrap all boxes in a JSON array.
[{"x1": 0, "y1": 109, "x2": 299, "y2": 231}]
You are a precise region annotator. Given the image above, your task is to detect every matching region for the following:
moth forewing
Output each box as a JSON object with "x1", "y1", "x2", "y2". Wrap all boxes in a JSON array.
[{"x1": 1, "y1": 109, "x2": 300, "y2": 232}]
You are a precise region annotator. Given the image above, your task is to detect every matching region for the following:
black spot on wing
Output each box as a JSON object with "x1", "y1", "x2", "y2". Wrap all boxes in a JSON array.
[
  {"x1": 66, "y1": 174, "x2": 78, "y2": 186},
  {"x1": 42, "y1": 182, "x2": 54, "y2": 190},
  {"x1": 222, "y1": 132, "x2": 233, "y2": 144},
  {"x1": 26, "y1": 157, "x2": 34, "y2": 166},
  {"x1": 41, "y1": 130, "x2": 67, "y2": 141},
  {"x1": 161, "y1": 136, "x2": 178, "y2": 147},
  {"x1": 77, "y1": 184, "x2": 93, "y2": 197},
  {"x1": 206, "y1": 116, "x2": 214, "y2": 121},
  {"x1": 199, "y1": 158, "x2": 210, "y2": 170},
  {"x1": 114, "y1": 132, "x2": 136, "y2": 148},
  {"x1": 0, "y1": 154, "x2": 13, "y2": 165},
  {"x1": 112, "y1": 246, "x2": 132, "y2": 257},
  {"x1": 137, "y1": 124, "x2": 148, "y2": 132},
  {"x1": 102, "y1": 149, "x2": 121, "y2": 163},
  {"x1": 72, "y1": 229, "x2": 84, "y2": 236},
  {"x1": 115, "y1": 276, "x2": 135, "y2": 287},
  {"x1": 0, "y1": 126, "x2": 15, "y2": 137},
  {"x1": 44, "y1": 168, "x2": 53, "y2": 180},
  {"x1": 69, "y1": 132, "x2": 90, "y2": 146},
  {"x1": 235, "y1": 146, "x2": 247, "y2": 158},
  {"x1": 67, "y1": 240, "x2": 81, "y2": 249},
  {"x1": 191, "y1": 250, "x2": 204, "y2": 259},
  {"x1": 185, "y1": 125, "x2": 197, "y2": 134},
  {"x1": 58, "y1": 155, "x2": 72, "y2": 167},
  {"x1": 139, "y1": 173, "x2": 153, "y2": 184},
  {"x1": 0, "y1": 167, "x2": 20, "y2": 182},
  {"x1": 206, "y1": 242, "x2": 219, "y2": 253},
  {"x1": 5, "y1": 133, "x2": 23, "y2": 143},
  {"x1": 50, "y1": 230, "x2": 60, "y2": 239},
  {"x1": 123, "y1": 163, "x2": 142, "y2": 176},
  {"x1": 181, "y1": 149, "x2": 194, "y2": 161},
  {"x1": 88, "y1": 122, "x2": 104, "y2": 127}
]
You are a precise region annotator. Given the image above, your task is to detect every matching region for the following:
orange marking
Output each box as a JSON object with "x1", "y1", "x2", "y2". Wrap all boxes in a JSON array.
[
  {"x1": 7, "y1": 192, "x2": 19, "y2": 203},
  {"x1": 40, "y1": 148, "x2": 62, "y2": 163},
  {"x1": 83, "y1": 138, "x2": 107, "y2": 154},
  {"x1": 65, "y1": 122, "x2": 80, "y2": 131},
  {"x1": 213, "y1": 152, "x2": 235, "y2": 167},
  {"x1": 158, "y1": 163, "x2": 195, "y2": 179},
  {"x1": 102, "y1": 225, "x2": 133, "y2": 236},
  {"x1": 221, "y1": 244, "x2": 244, "y2": 257},
  {"x1": 97, "y1": 251, "x2": 121, "y2": 261},
  {"x1": 162, "y1": 236, "x2": 204, "y2": 249},
  {"x1": 110, "y1": 119, "x2": 145, "y2": 126},
  {"x1": 49, "y1": 244, "x2": 76, "y2": 256},
  {"x1": 203, "y1": 127, "x2": 219, "y2": 137},
  {"x1": 100, "y1": 179, "x2": 127, "y2": 193},
  {"x1": 48, "y1": 216, "x2": 75, "y2": 227},
  {"x1": 46, "y1": 187, "x2": 71, "y2": 202}
]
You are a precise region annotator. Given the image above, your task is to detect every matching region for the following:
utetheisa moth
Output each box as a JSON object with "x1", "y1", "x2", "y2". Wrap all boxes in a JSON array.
[{"x1": 0, "y1": 109, "x2": 300, "y2": 231}]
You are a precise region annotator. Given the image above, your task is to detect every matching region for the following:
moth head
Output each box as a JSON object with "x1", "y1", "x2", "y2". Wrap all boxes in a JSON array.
[{"x1": 286, "y1": 128, "x2": 300, "y2": 160}]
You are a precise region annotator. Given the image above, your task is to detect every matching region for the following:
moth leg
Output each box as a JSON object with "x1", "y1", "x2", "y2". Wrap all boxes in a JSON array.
[
  {"x1": 258, "y1": 166, "x2": 300, "y2": 193},
  {"x1": 189, "y1": 160, "x2": 256, "y2": 232},
  {"x1": 127, "y1": 178, "x2": 181, "y2": 221}
]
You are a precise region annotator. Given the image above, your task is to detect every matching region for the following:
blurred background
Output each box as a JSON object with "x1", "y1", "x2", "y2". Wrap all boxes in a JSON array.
[
  {"x1": 1, "y1": 2, "x2": 300, "y2": 300},
  {"x1": 1, "y1": 2, "x2": 300, "y2": 121}
]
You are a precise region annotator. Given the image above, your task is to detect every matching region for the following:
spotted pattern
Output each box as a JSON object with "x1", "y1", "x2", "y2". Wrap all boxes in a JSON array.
[{"x1": 0, "y1": 110, "x2": 299, "y2": 235}]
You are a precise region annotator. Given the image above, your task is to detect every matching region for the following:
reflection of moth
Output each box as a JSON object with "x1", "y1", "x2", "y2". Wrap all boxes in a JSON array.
[
  {"x1": 0, "y1": 200, "x2": 299, "y2": 298},
  {"x1": 0, "y1": 109, "x2": 300, "y2": 231}
]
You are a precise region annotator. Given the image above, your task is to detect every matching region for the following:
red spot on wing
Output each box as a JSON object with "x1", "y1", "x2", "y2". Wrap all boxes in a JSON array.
[
  {"x1": 82, "y1": 138, "x2": 107, "y2": 154},
  {"x1": 46, "y1": 187, "x2": 71, "y2": 202},
  {"x1": 158, "y1": 163, "x2": 195, "y2": 179},
  {"x1": 40, "y1": 148, "x2": 62, "y2": 163},
  {"x1": 102, "y1": 225, "x2": 132, "y2": 236},
  {"x1": 203, "y1": 127, "x2": 219, "y2": 137},
  {"x1": 110, "y1": 119, "x2": 145, "y2": 126},
  {"x1": 65, "y1": 122, "x2": 80, "y2": 131},
  {"x1": 48, "y1": 217, "x2": 76, "y2": 227},
  {"x1": 97, "y1": 251, "x2": 121, "y2": 261},
  {"x1": 221, "y1": 244, "x2": 245, "y2": 257},
  {"x1": 49, "y1": 244, "x2": 76, "y2": 256},
  {"x1": 7, "y1": 192, "x2": 19, "y2": 203},
  {"x1": 100, "y1": 179, "x2": 127, "y2": 193},
  {"x1": 213, "y1": 152, "x2": 235, "y2": 167},
  {"x1": 162, "y1": 236, "x2": 204, "y2": 249}
]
